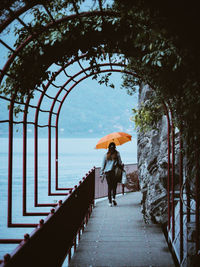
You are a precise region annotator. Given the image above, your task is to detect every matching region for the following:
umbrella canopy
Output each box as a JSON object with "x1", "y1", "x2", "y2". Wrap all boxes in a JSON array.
[{"x1": 95, "y1": 132, "x2": 132, "y2": 149}]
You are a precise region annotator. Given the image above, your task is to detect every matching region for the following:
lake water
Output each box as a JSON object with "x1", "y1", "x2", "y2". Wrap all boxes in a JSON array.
[{"x1": 0, "y1": 137, "x2": 137, "y2": 260}]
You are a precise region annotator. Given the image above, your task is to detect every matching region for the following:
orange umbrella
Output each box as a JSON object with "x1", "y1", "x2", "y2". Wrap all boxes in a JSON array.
[{"x1": 95, "y1": 132, "x2": 132, "y2": 149}]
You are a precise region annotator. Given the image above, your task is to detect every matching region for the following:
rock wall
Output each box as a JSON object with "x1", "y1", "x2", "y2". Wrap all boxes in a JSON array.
[
  {"x1": 137, "y1": 84, "x2": 169, "y2": 224},
  {"x1": 137, "y1": 84, "x2": 200, "y2": 265}
]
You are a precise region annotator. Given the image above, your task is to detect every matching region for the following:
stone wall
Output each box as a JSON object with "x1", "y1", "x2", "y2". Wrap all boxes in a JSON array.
[
  {"x1": 137, "y1": 84, "x2": 177, "y2": 224},
  {"x1": 137, "y1": 84, "x2": 200, "y2": 266}
]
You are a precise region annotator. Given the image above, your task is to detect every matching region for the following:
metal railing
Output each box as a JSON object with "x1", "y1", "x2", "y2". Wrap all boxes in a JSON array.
[
  {"x1": 0, "y1": 168, "x2": 95, "y2": 267},
  {"x1": 95, "y1": 164, "x2": 138, "y2": 199},
  {"x1": 0, "y1": 164, "x2": 139, "y2": 266},
  {"x1": 163, "y1": 103, "x2": 200, "y2": 266}
]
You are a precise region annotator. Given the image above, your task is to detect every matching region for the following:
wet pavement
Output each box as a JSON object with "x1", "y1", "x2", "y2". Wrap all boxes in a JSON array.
[{"x1": 69, "y1": 191, "x2": 175, "y2": 267}]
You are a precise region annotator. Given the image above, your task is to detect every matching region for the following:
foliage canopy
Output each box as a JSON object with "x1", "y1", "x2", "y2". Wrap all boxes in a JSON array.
[{"x1": 0, "y1": 0, "x2": 200, "y2": 163}]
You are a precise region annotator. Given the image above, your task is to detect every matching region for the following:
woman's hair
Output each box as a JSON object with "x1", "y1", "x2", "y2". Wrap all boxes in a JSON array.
[
  {"x1": 108, "y1": 142, "x2": 116, "y2": 149},
  {"x1": 107, "y1": 142, "x2": 117, "y2": 160}
]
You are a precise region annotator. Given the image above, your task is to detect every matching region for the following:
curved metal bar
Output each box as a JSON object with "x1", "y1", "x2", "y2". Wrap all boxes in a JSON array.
[
  {"x1": 7, "y1": 7, "x2": 43, "y2": 48},
  {"x1": 0, "y1": 120, "x2": 57, "y2": 126},
  {"x1": 5, "y1": 65, "x2": 132, "y2": 228},
  {"x1": 7, "y1": 97, "x2": 14, "y2": 227},
  {"x1": 0, "y1": 9, "x2": 122, "y2": 213},
  {"x1": 0, "y1": 120, "x2": 9, "y2": 123},
  {"x1": 22, "y1": 95, "x2": 28, "y2": 216},
  {"x1": 34, "y1": 54, "x2": 87, "y2": 200},
  {"x1": 2, "y1": 62, "x2": 136, "y2": 230},
  {"x1": 0, "y1": 34, "x2": 33, "y2": 84},
  {"x1": 5, "y1": 122, "x2": 57, "y2": 127},
  {"x1": 77, "y1": 59, "x2": 89, "y2": 76},
  {"x1": 168, "y1": 104, "x2": 184, "y2": 263},
  {"x1": 50, "y1": 63, "x2": 121, "y2": 190},
  {"x1": 54, "y1": 65, "x2": 133, "y2": 191},
  {"x1": 0, "y1": 94, "x2": 58, "y2": 113},
  {"x1": 0, "y1": 39, "x2": 15, "y2": 52},
  {"x1": 42, "y1": 4, "x2": 57, "y2": 26},
  {"x1": 32, "y1": 60, "x2": 128, "y2": 207},
  {"x1": 36, "y1": 88, "x2": 62, "y2": 100},
  {"x1": 0, "y1": 10, "x2": 118, "y2": 84},
  {"x1": 5, "y1": 95, "x2": 39, "y2": 227},
  {"x1": 22, "y1": 94, "x2": 50, "y2": 216},
  {"x1": 168, "y1": 105, "x2": 175, "y2": 241},
  {"x1": 48, "y1": 63, "x2": 126, "y2": 190},
  {"x1": 179, "y1": 125, "x2": 183, "y2": 262},
  {"x1": 63, "y1": 68, "x2": 77, "y2": 82},
  {"x1": 162, "y1": 102, "x2": 171, "y2": 231},
  {"x1": 34, "y1": 106, "x2": 38, "y2": 207},
  {"x1": 195, "y1": 156, "x2": 200, "y2": 254},
  {"x1": 0, "y1": 2, "x2": 38, "y2": 34}
]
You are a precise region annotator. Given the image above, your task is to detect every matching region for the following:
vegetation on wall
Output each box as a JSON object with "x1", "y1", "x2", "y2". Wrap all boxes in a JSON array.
[
  {"x1": 0, "y1": 0, "x2": 199, "y2": 175},
  {"x1": 114, "y1": 0, "x2": 200, "y2": 175}
]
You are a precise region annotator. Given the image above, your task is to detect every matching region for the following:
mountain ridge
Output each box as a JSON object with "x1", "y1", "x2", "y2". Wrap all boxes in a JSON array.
[{"x1": 0, "y1": 73, "x2": 138, "y2": 138}]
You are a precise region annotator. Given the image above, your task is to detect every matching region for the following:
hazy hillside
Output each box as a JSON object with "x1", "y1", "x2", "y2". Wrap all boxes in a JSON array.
[{"x1": 0, "y1": 73, "x2": 138, "y2": 138}]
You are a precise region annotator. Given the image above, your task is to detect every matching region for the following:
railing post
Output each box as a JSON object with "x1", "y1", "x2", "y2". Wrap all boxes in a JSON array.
[
  {"x1": 186, "y1": 172, "x2": 191, "y2": 223},
  {"x1": 8, "y1": 99, "x2": 14, "y2": 227},
  {"x1": 163, "y1": 102, "x2": 171, "y2": 232},
  {"x1": 170, "y1": 108, "x2": 175, "y2": 241},
  {"x1": 1, "y1": 168, "x2": 96, "y2": 266},
  {"x1": 179, "y1": 129, "x2": 183, "y2": 262},
  {"x1": 195, "y1": 158, "x2": 200, "y2": 255},
  {"x1": 34, "y1": 121, "x2": 38, "y2": 207}
]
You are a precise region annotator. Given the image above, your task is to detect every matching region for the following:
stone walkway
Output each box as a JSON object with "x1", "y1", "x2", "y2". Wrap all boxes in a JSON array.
[{"x1": 69, "y1": 192, "x2": 175, "y2": 267}]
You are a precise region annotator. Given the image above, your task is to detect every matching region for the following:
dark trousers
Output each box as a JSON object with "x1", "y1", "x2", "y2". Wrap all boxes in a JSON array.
[{"x1": 105, "y1": 170, "x2": 118, "y2": 203}]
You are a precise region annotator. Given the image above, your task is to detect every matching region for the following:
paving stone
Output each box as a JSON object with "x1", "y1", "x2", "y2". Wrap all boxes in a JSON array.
[{"x1": 69, "y1": 192, "x2": 175, "y2": 267}]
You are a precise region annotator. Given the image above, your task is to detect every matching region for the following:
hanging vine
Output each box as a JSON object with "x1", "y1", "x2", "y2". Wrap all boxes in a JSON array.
[{"x1": 0, "y1": 0, "x2": 200, "y2": 177}]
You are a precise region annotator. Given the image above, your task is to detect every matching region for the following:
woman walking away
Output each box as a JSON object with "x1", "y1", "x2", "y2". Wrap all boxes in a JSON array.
[{"x1": 100, "y1": 142, "x2": 123, "y2": 207}]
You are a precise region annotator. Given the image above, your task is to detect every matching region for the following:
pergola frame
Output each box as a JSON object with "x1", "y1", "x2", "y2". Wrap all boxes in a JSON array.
[{"x1": 0, "y1": 0, "x2": 199, "y2": 265}]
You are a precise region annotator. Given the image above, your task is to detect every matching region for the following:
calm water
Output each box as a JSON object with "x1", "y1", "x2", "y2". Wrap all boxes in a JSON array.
[{"x1": 0, "y1": 137, "x2": 137, "y2": 259}]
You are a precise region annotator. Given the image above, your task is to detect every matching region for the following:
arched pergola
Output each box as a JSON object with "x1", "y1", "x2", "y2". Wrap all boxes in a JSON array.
[
  {"x1": 0, "y1": 0, "x2": 139, "y2": 249},
  {"x1": 0, "y1": 1, "x2": 199, "y2": 266}
]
